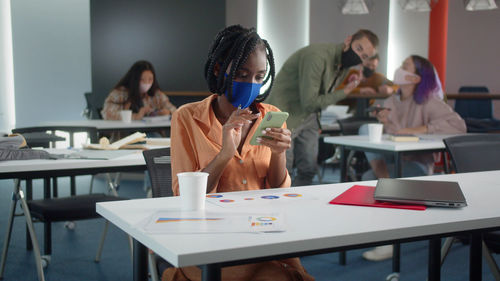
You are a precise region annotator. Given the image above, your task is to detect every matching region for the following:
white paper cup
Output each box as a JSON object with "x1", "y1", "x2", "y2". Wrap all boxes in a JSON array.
[
  {"x1": 368, "y1": 123, "x2": 384, "y2": 142},
  {"x1": 120, "y1": 110, "x2": 132, "y2": 123},
  {"x1": 177, "y1": 172, "x2": 209, "y2": 211}
]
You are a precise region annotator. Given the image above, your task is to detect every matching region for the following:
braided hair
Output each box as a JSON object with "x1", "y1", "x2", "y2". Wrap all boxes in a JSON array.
[{"x1": 204, "y1": 25, "x2": 275, "y2": 103}]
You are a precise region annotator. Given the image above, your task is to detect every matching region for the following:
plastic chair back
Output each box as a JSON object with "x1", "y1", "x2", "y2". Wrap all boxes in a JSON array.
[
  {"x1": 444, "y1": 134, "x2": 500, "y2": 173},
  {"x1": 455, "y1": 86, "x2": 492, "y2": 119},
  {"x1": 143, "y1": 148, "x2": 173, "y2": 198}
]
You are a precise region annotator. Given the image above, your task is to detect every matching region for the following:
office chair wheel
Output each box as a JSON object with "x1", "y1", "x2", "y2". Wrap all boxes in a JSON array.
[
  {"x1": 41, "y1": 255, "x2": 51, "y2": 268},
  {"x1": 64, "y1": 221, "x2": 76, "y2": 230},
  {"x1": 386, "y1": 272, "x2": 399, "y2": 281}
]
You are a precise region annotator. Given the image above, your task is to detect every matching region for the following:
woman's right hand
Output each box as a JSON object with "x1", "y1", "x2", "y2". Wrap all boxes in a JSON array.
[
  {"x1": 220, "y1": 107, "x2": 259, "y2": 159},
  {"x1": 138, "y1": 105, "x2": 153, "y2": 118},
  {"x1": 375, "y1": 108, "x2": 390, "y2": 124}
]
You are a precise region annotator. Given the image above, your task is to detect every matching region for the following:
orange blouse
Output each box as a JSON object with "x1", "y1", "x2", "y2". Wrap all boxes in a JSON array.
[
  {"x1": 171, "y1": 94, "x2": 291, "y2": 196},
  {"x1": 166, "y1": 95, "x2": 312, "y2": 281}
]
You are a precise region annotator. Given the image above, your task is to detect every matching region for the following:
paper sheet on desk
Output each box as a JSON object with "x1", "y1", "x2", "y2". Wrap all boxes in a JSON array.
[
  {"x1": 142, "y1": 210, "x2": 286, "y2": 234},
  {"x1": 206, "y1": 189, "x2": 318, "y2": 208}
]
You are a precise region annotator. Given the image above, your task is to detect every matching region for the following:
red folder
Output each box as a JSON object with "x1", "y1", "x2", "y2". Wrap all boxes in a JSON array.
[{"x1": 329, "y1": 185, "x2": 426, "y2": 211}]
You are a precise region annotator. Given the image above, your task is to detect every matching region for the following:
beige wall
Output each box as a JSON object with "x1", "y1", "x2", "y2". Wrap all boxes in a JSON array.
[
  {"x1": 446, "y1": 1, "x2": 500, "y2": 118},
  {"x1": 309, "y1": 0, "x2": 390, "y2": 76}
]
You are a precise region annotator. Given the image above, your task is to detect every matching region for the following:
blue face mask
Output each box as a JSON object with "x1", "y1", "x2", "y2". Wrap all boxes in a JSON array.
[{"x1": 225, "y1": 77, "x2": 262, "y2": 109}]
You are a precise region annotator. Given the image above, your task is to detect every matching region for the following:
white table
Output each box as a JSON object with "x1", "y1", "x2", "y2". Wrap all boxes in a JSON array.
[
  {"x1": 42, "y1": 119, "x2": 171, "y2": 132},
  {"x1": 97, "y1": 171, "x2": 500, "y2": 281},
  {"x1": 0, "y1": 149, "x2": 155, "y2": 281},
  {"x1": 40, "y1": 119, "x2": 172, "y2": 143},
  {"x1": 323, "y1": 134, "x2": 454, "y2": 181}
]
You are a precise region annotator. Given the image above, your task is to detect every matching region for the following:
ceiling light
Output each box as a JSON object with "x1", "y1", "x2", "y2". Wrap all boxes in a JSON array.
[
  {"x1": 399, "y1": 0, "x2": 432, "y2": 12},
  {"x1": 465, "y1": 0, "x2": 498, "y2": 11},
  {"x1": 341, "y1": 0, "x2": 370, "y2": 15}
]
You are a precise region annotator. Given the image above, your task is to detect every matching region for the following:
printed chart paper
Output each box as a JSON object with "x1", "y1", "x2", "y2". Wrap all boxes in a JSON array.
[
  {"x1": 206, "y1": 189, "x2": 315, "y2": 208},
  {"x1": 142, "y1": 210, "x2": 286, "y2": 234}
]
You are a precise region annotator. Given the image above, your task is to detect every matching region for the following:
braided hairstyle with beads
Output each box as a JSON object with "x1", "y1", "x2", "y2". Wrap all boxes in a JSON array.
[{"x1": 204, "y1": 25, "x2": 275, "y2": 103}]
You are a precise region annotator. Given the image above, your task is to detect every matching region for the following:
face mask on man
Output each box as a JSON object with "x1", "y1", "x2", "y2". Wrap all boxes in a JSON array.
[
  {"x1": 225, "y1": 79, "x2": 262, "y2": 109},
  {"x1": 362, "y1": 67, "x2": 375, "y2": 78},
  {"x1": 140, "y1": 83, "x2": 153, "y2": 94},
  {"x1": 341, "y1": 45, "x2": 362, "y2": 69},
  {"x1": 393, "y1": 67, "x2": 419, "y2": 85}
]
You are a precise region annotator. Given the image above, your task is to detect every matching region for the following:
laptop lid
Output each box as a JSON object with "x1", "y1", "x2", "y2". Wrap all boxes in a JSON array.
[{"x1": 374, "y1": 178, "x2": 467, "y2": 208}]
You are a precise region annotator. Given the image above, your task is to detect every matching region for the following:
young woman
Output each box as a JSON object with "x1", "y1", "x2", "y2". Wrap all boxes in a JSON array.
[
  {"x1": 101, "y1": 60, "x2": 176, "y2": 120},
  {"x1": 360, "y1": 55, "x2": 466, "y2": 261},
  {"x1": 166, "y1": 25, "x2": 314, "y2": 281}
]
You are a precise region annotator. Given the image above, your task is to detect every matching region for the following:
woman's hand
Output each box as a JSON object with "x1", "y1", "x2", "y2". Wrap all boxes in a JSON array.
[
  {"x1": 256, "y1": 127, "x2": 292, "y2": 154},
  {"x1": 134, "y1": 105, "x2": 153, "y2": 119},
  {"x1": 220, "y1": 108, "x2": 259, "y2": 159},
  {"x1": 375, "y1": 108, "x2": 390, "y2": 124}
]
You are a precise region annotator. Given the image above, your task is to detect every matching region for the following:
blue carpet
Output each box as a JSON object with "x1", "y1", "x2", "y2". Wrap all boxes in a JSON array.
[{"x1": 0, "y1": 167, "x2": 498, "y2": 281}]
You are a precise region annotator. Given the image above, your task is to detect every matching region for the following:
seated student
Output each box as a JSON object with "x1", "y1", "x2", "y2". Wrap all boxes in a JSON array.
[
  {"x1": 101, "y1": 60, "x2": 176, "y2": 120},
  {"x1": 360, "y1": 55, "x2": 466, "y2": 261},
  {"x1": 166, "y1": 25, "x2": 314, "y2": 281}
]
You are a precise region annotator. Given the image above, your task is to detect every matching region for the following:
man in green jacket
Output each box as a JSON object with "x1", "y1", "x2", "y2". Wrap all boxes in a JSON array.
[{"x1": 267, "y1": 29, "x2": 379, "y2": 186}]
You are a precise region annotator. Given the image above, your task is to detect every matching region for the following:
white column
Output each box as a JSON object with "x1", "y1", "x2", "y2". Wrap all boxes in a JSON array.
[
  {"x1": 257, "y1": 0, "x2": 309, "y2": 73},
  {"x1": 387, "y1": 0, "x2": 429, "y2": 79},
  {"x1": 0, "y1": 0, "x2": 16, "y2": 132}
]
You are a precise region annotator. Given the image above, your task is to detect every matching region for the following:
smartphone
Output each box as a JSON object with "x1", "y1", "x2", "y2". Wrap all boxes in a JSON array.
[{"x1": 249, "y1": 111, "x2": 289, "y2": 146}]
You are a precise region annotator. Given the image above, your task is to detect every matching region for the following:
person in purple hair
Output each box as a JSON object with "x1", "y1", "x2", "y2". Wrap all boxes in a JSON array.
[{"x1": 359, "y1": 55, "x2": 466, "y2": 261}]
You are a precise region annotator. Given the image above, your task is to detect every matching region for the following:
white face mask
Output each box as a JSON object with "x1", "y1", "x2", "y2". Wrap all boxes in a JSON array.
[
  {"x1": 393, "y1": 67, "x2": 419, "y2": 85},
  {"x1": 140, "y1": 83, "x2": 153, "y2": 94}
]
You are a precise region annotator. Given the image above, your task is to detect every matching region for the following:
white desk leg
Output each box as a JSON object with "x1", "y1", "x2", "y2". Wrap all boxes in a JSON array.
[
  {"x1": 105, "y1": 173, "x2": 121, "y2": 196},
  {"x1": 0, "y1": 180, "x2": 20, "y2": 279},
  {"x1": 18, "y1": 188, "x2": 46, "y2": 281},
  {"x1": 104, "y1": 173, "x2": 134, "y2": 262}
]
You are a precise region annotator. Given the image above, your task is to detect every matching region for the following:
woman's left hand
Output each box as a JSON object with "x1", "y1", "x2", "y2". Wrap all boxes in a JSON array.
[{"x1": 256, "y1": 127, "x2": 291, "y2": 154}]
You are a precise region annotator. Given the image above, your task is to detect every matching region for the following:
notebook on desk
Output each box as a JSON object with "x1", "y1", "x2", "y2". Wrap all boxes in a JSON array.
[{"x1": 374, "y1": 178, "x2": 467, "y2": 208}]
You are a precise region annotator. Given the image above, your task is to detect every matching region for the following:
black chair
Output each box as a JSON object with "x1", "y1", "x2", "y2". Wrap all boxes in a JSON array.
[
  {"x1": 454, "y1": 86, "x2": 500, "y2": 133},
  {"x1": 83, "y1": 92, "x2": 103, "y2": 120},
  {"x1": 143, "y1": 148, "x2": 174, "y2": 281},
  {"x1": 11, "y1": 127, "x2": 66, "y2": 148},
  {"x1": 9, "y1": 126, "x2": 128, "y2": 268},
  {"x1": 442, "y1": 134, "x2": 500, "y2": 279}
]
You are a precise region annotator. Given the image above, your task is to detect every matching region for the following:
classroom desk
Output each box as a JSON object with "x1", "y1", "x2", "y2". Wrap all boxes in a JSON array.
[
  {"x1": 97, "y1": 171, "x2": 500, "y2": 281},
  {"x1": 0, "y1": 149, "x2": 150, "y2": 281},
  {"x1": 323, "y1": 134, "x2": 453, "y2": 182},
  {"x1": 40, "y1": 119, "x2": 172, "y2": 143},
  {"x1": 323, "y1": 134, "x2": 457, "y2": 271}
]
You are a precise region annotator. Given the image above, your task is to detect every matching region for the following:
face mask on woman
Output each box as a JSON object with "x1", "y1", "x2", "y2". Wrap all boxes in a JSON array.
[
  {"x1": 140, "y1": 83, "x2": 153, "y2": 94},
  {"x1": 393, "y1": 67, "x2": 419, "y2": 85},
  {"x1": 225, "y1": 80, "x2": 262, "y2": 109}
]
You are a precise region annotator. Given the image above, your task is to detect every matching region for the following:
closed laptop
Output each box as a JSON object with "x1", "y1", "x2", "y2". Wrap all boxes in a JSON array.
[{"x1": 374, "y1": 178, "x2": 467, "y2": 208}]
